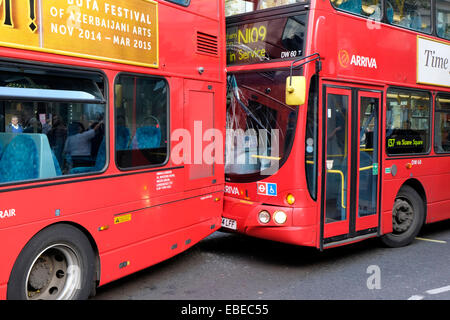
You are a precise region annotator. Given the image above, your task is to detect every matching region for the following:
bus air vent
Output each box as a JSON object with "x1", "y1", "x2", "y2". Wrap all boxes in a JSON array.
[{"x1": 197, "y1": 32, "x2": 218, "y2": 56}]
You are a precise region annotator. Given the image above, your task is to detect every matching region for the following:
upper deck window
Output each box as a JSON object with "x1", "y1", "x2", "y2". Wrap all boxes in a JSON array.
[
  {"x1": 388, "y1": 0, "x2": 431, "y2": 33},
  {"x1": 331, "y1": 0, "x2": 433, "y2": 34},
  {"x1": 331, "y1": 0, "x2": 382, "y2": 20},
  {"x1": 227, "y1": 14, "x2": 307, "y2": 65},
  {"x1": 437, "y1": 0, "x2": 450, "y2": 39},
  {"x1": 225, "y1": 0, "x2": 305, "y2": 16},
  {"x1": 166, "y1": 0, "x2": 190, "y2": 6}
]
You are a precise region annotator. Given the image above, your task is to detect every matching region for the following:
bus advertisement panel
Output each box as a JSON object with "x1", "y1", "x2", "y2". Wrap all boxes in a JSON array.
[{"x1": 0, "y1": 0, "x2": 159, "y2": 68}]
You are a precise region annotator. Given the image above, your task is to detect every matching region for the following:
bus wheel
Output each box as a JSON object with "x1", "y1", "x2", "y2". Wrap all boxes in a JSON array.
[
  {"x1": 381, "y1": 185, "x2": 424, "y2": 248},
  {"x1": 7, "y1": 224, "x2": 95, "y2": 300}
]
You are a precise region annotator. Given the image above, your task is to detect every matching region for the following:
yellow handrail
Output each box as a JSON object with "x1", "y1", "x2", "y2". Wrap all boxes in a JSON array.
[{"x1": 327, "y1": 169, "x2": 346, "y2": 209}]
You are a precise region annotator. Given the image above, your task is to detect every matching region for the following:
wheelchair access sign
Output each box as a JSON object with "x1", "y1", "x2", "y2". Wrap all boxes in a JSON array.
[{"x1": 257, "y1": 182, "x2": 277, "y2": 196}]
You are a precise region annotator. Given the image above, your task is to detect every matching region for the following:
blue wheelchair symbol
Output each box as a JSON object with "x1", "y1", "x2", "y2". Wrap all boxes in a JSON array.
[{"x1": 267, "y1": 183, "x2": 277, "y2": 196}]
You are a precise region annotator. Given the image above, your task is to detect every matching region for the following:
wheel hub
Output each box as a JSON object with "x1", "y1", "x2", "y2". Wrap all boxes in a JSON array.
[
  {"x1": 393, "y1": 199, "x2": 414, "y2": 234},
  {"x1": 26, "y1": 246, "x2": 81, "y2": 300},
  {"x1": 28, "y1": 256, "x2": 52, "y2": 290}
]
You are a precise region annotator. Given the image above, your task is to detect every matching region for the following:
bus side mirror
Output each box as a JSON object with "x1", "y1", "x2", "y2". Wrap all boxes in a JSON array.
[{"x1": 285, "y1": 76, "x2": 306, "y2": 106}]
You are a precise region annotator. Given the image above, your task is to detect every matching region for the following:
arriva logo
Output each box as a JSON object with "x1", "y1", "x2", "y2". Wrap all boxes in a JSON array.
[
  {"x1": 338, "y1": 50, "x2": 378, "y2": 69},
  {"x1": 338, "y1": 49, "x2": 350, "y2": 68}
]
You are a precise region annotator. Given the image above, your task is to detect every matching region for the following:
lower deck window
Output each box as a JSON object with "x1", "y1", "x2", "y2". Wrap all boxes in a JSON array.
[
  {"x1": 114, "y1": 74, "x2": 169, "y2": 169},
  {"x1": 386, "y1": 88, "x2": 431, "y2": 155},
  {"x1": 434, "y1": 94, "x2": 450, "y2": 153},
  {"x1": 0, "y1": 66, "x2": 106, "y2": 184}
]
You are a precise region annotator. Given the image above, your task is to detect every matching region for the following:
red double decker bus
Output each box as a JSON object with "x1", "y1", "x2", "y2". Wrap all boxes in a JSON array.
[
  {"x1": 0, "y1": 0, "x2": 225, "y2": 299},
  {"x1": 223, "y1": 0, "x2": 449, "y2": 249}
]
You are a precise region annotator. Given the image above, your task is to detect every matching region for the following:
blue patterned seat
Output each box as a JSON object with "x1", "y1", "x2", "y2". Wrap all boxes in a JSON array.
[
  {"x1": 340, "y1": 0, "x2": 362, "y2": 14},
  {"x1": 116, "y1": 126, "x2": 131, "y2": 150},
  {"x1": 135, "y1": 126, "x2": 161, "y2": 149},
  {"x1": 0, "y1": 135, "x2": 39, "y2": 183}
]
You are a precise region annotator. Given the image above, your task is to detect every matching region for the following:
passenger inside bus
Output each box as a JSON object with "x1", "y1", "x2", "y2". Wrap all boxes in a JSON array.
[
  {"x1": 439, "y1": 129, "x2": 450, "y2": 152},
  {"x1": 64, "y1": 120, "x2": 104, "y2": 171}
]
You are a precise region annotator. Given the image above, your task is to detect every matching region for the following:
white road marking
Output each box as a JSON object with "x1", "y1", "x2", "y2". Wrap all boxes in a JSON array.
[
  {"x1": 426, "y1": 285, "x2": 450, "y2": 295},
  {"x1": 408, "y1": 285, "x2": 450, "y2": 300},
  {"x1": 415, "y1": 237, "x2": 447, "y2": 244},
  {"x1": 407, "y1": 295, "x2": 424, "y2": 300}
]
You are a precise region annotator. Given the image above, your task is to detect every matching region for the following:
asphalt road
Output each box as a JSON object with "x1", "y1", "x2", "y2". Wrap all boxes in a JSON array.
[{"x1": 92, "y1": 220, "x2": 450, "y2": 300}]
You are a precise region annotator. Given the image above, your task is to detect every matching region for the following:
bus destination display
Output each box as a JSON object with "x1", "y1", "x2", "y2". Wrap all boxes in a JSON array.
[{"x1": 226, "y1": 14, "x2": 306, "y2": 65}]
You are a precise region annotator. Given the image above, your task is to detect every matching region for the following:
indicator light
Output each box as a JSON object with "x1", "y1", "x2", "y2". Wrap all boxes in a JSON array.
[{"x1": 286, "y1": 193, "x2": 296, "y2": 205}]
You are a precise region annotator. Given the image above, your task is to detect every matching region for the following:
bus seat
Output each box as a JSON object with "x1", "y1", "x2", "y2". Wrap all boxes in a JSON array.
[
  {"x1": 70, "y1": 138, "x2": 106, "y2": 174},
  {"x1": 51, "y1": 150, "x2": 62, "y2": 176},
  {"x1": 386, "y1": 3, "x2": 394, "y2": 23},
  {"x1": 437, "y1": 25, "x2": 445, "y2": 38},
  {"x1": 0, "y1": 133, "x2": 61, "y2": 182},
  {"x1": 339, "y1": 0, "x2": 362, "y2": 14},
  {"x1": 135, "y1": 126, "x2": 161, "y2": 149},
  {"x1": 409, "y1": 12, "x2": 422, "y2": 31},
  {"x1": 116, "y1": 126, "x2": 131, "y2": 150},
  {"x1": 0, "y1": 135, "x2": 39, "y2": 183}
]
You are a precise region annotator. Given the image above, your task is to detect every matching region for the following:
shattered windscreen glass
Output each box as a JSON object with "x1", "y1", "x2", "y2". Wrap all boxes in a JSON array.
[{"x1": 225, "y1": 70, "x2": 298, "y2": 182}]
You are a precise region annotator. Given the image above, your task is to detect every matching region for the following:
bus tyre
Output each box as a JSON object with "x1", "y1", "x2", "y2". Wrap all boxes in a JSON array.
[
  {"x1": 381, "y1": 185, "x2": 424, "y2": 248},
  {"x1": 7, "y1": 224, "x2": 95, "y2": 300}
]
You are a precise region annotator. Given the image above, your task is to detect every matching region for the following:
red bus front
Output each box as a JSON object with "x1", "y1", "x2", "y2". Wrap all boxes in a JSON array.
[{"x1": 222, "y1": 0, "x2": 450, "y2": 249}]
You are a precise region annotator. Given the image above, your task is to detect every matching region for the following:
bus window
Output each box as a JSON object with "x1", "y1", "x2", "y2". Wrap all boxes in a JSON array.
[
  {"x1": 434, "y1": 94, "x2": 450, "y2": 153},
  {"x1": 0, "y1": 66, "x2": 106, "y2": 182},
  {"x1": 166, "y1": 0, "x2": 190, "y2": 6},
  {"x1": 387, "y1": 0, "x2": 431, "y2": 33},
  {"x1": 225, "y1": 71, "x2": 297, "y2": 181},
  {"x1": 436, "y1": 0, "x2": 450, "y2": 40},
  {"x1": 305, "y1": 75, "x2": 318, "y2": 200},
  {"x1": 226, "y1": 14, "x2": 307, "y2": 65},
  {"x1": 225, "y1": 0, "x2": 305, "y2": 16},
  {"x1": 331, "y1": 0, "x2": 381, "y2": 18},
  {"x1": 115, "y1": 75, "x2": 168, "y2": 169},
  {"x1": 386, "y1": 88, "x2": 431, "y2": 155}
]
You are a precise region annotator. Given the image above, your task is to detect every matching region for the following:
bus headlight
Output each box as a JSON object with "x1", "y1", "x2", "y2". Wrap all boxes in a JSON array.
[
  {"x1": 258, "y1": 210, "x2": 271, "y2": 224},
  {"x1": 273, "y1": 210, "x2": 287, "y2": 225}
]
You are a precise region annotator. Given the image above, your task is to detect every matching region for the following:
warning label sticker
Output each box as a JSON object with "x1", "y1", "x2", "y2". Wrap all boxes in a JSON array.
[
  {"x1": 156, "y1": 170, "x2": 175, "y2": 191},
  {"x1": 114, "y1": 214, "x2": 132, "y2": 225}
]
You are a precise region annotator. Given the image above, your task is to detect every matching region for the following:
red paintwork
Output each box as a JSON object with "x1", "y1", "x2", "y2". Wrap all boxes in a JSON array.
[
  {"x1": 224, "y1": 0, "x2": 450, "y2": 248},
  {"x1": 0, "y1": 0, "x2": 226, "y2": 299}
]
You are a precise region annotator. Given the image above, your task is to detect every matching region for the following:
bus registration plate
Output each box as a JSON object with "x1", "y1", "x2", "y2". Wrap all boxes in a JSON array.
[{"x1": 221, "y1": 217, "x2": 237, "y2": 230}]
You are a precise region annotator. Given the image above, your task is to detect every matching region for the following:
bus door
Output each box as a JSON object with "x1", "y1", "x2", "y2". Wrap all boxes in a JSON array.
[{"x1": 321, "y1": 85, "x2": 381, "y2": 249}]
